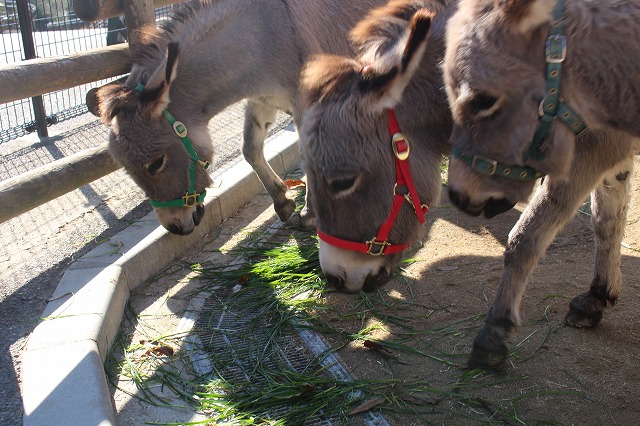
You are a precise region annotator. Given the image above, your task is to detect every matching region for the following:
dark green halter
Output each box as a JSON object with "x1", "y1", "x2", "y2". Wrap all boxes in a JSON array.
[
  {"x1": 452, "y1": 0, "x2": 587, "y2": 181},
  {"x1": 135, "y1": 84, "x2": 210, "y2": 208}
]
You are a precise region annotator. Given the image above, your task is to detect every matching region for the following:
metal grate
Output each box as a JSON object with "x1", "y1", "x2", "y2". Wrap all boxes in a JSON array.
[{"x1": 192, "y1": 286, "x2": 342, "y2": 425}]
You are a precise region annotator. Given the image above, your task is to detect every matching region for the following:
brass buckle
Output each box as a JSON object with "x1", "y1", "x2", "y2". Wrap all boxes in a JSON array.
[
  {"x1": 173, "y1": 120, "x2": 188, "y2": 138},
  {"x1": 545, "y1": 35, "x2": 566, "y2": 63},
  {"x1": 182, "y1": 192, "x2": 200, "y2": 207},
  {"x1": 392, "y1": 133, "x2": 410, "y2": 161},
  {"x1": 472, "y1": 155, "x2": 497, "y2": 175},
  {"x1": 366, "y1": 238, "x2": 389, "y2": 256}
]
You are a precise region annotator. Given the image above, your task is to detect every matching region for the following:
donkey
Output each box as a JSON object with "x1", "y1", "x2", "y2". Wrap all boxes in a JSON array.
[
  {"x1": 299, "y1": 0, "x2": 454, "y2": 294},
  {"x1": 442, "y1": 0, "x2": 640, "y2": 369},
  {"x1": 443, "y1": 0, "x2": 640, "y2": 214},
  {"x1": 300, "y1": 0, "x2": 637, "y2": 370},
  {"x1": 90, "y1": 0, "x2": 388, "y2": 235}
]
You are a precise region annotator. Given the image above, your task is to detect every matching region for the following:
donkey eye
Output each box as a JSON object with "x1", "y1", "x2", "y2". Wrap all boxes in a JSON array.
[
  {"x1": 328, "y1": 177, "x2": 357, "y2": 195},
  {"x1": 146, "y1": 155, "x2": 166, "y2": 175},
  {"x1": 468, "y1": 94, "x2": 499, "y2": 118}
]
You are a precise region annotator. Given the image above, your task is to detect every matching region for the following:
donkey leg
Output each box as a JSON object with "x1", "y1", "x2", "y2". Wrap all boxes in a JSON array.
[
  {"x1": 469, "y1": 166, "x2": 608, "y2": 370},
  {"x1": 243, "y1": 100, "x2": 296, "y2": 222},
  {"x1": 565, "y1": 156, "x2": 633, "y2": 328}
]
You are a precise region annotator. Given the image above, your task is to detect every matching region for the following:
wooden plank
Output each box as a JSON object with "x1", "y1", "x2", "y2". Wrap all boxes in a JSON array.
[
  {"x1": 73, "y1": 0, "x2": 177, "y2": 22},
  {"x1": 0, "y1": 44, "x2": 131, "y2": 105},
  {"x1": 0, "y1": 144, "x2": 121, "y2": 224}
]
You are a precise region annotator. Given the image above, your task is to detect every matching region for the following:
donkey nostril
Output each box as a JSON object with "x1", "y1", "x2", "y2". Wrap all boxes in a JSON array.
[
  {"x1": 193, "y1": 204, "x2": 205, "y2": 226},
  {"x1": 326, "y1": 274, "x2": 345, "y2": 291},
  {"x1": 362, "y1": 267, "x2": 391, "y2": 292},
  {"x1": 168, "y1": 224, "x2": 183, "y2": 235}
]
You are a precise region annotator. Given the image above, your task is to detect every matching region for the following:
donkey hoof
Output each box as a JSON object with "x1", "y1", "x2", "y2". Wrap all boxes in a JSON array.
[
  {"x1": 565, "y1": 291, "x2": 605, "y2": 328},
  {"x1": 467, "y1": 324, "x2": 510, "y2": 371},
  {"x1": 274, "y1": 198, "x2": 297, "y2": 222},
  {"x1": 298, "y1": 206, "x2": 316, "y2": 230}
]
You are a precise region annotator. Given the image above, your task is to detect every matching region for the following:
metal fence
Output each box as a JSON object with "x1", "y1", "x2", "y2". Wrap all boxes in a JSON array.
[{"x1": 0, "y1": 0, "x2": 171, "y2": 143}]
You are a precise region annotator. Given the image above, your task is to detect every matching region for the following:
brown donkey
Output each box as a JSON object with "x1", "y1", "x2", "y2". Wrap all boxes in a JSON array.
[
  {"x1": 443, "y1": 0, "x2": 640, "y2": 368},
  {"x1": 91, "y1": 0, "x2": 387, "y2": 235}
]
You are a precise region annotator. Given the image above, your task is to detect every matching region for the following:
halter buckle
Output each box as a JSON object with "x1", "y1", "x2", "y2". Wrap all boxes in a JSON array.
[
  {"x1": 366, "y1": 238, "x2": 389, "y2": 256},
  {"x1": 471, "y1": 155, "x2": 497, "y2": 175},
  {"x1": 392, "y1": 133, "x2": 410, "y2": 161},
  {"x1": 182, "y1": 192, "x2": 200, "y2": 207},
  {"x1": 172, "y1": 120, "x2": 188, "y2": 138},
  {"x1": 545, "y1": 35, "x2": 566, "y2": 63}
]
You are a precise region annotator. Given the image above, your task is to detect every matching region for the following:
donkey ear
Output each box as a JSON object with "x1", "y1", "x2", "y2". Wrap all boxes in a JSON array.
[
  {"x1": 496, "y1": 0, "x2": 555, "y2": 33},
  {"x1": 358, "y1": 10, "x2": 435, "y2": 112},
  {"x1": 137, "y1": 42, "x2": 180, "y2": 117},
  {"x1": 93, "y1": 83, "x2": 136, "y2": 125}
]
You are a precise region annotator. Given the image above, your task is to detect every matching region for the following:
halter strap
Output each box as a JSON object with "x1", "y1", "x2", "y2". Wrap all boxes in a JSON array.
[
  {"x1": 452, "y1": 0, "x2": 587, "y2": 180},
  {"x1": 526, "y1": 0, "x2": 587, "y2": 161},
  {"x1": 135, "y1": 84, "x2": 210, "y2": 208},
  {"x1": 317, "y1": 109, "x2": 428, "y2": 256}
]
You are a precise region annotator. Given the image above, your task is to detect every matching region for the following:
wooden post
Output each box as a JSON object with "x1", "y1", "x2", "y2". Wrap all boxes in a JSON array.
[
  {"x1": 0, "y1": 44, "x2": 131, "y2": 104},
  {"x1": 122, "y1": 0, "x2": 157, "y2": 45},
  {"x1": 0, "y1": 144, "x2": 121, "y2": 224}
]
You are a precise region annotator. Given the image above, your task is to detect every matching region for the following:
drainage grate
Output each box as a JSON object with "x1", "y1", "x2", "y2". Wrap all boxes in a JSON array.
[{"x1": 192, "y1": 285, "x2": 343, "y2": 425}]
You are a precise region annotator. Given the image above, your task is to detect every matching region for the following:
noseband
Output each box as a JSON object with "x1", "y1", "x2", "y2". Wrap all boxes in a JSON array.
[
  {"x1": 135, "y1": 84, "x2": 210, "y2": 208},
  {"x1": 316, "y1": 109, "x2": 429, "y2": 256},
  {"x1": 452, "y1": 0, "x2": 587, "y2": 181}
]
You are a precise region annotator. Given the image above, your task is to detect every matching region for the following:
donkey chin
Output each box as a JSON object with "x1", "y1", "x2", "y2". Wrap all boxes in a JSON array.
[
  {"x1": 318, "y1": 241, "x2": 396, "y2": 294},
  {"x1": 155, "y1": 204, "x2": 205, "y2": 235}
]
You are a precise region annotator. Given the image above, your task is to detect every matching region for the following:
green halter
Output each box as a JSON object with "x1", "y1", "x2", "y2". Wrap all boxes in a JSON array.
[
  {"x1": 135, "y1": 84, "x2": 210, "y2": 208},
  {"x1": 452, "y1": 0, "x2": 587, "y2": 181}
]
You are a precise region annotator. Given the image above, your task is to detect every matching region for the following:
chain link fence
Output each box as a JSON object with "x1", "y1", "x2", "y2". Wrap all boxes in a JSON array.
[{"x1": 0, "y1": 0, "x2": 172, "y2": 143}]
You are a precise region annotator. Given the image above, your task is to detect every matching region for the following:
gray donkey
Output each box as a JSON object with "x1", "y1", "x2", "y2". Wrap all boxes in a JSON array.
[
  {"x1": 443, "y1": 0, "x2": 640, "y2": 213},
  {"x1": 91, "y1": 0, "x2": 387, "y2": 235},
  {"x1": 442, "y1": 0, "x2": 640, "y2": 368}
]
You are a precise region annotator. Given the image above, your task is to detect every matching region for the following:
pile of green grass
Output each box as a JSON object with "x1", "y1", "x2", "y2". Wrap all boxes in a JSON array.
[{"x1": 107, "y1": 228, "x2": 593, "y2": 425}]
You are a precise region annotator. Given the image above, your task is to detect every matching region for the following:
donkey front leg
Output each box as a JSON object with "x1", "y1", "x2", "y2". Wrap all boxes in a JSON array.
[
  {"x1": 565, "y1": 156, "x2": 633, "y2": 327},
  {"x1": 243, "y1": 100, "x2": 296, "y2": 222},
  {"x1": 469, "y1": 164, "x2": 610, "y2": 370}
]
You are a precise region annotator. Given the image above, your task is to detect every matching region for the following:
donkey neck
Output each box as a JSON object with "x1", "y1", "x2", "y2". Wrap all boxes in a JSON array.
[{"x1": 552, "y1": 0, "x2": 640, "y2": 134}]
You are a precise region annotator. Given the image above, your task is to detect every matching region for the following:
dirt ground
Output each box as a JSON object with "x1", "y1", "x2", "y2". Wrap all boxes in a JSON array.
[{"x1": 110, "y1": 161, "x2": 640, "y2": 425}]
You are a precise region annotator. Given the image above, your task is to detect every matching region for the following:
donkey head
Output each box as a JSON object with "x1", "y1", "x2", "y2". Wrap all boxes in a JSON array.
[
  {"x1": 444, "y1": 0, "x2": 577, "y2": 216},
  {"x1": 300, "y1": 5, "x2": 440, "y2": 293},
  {"x1": 92, "y1": 43, "x2": 213, "y2": 235}
]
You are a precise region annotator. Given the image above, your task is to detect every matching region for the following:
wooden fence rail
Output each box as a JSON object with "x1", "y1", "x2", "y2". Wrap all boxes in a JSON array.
[{"x1": 0, "y1": 0, "x2": 167, "y2": 225}]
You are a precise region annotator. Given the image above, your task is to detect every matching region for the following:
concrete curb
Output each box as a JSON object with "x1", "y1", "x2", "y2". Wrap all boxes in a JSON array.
[{"x1": 21, "y1": 125, "x2": 300, "y2": 425}]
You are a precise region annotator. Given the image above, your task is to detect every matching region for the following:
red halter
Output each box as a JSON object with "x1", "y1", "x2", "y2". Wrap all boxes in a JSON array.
[{"x1": 316, "y1": 109, "x2": 429, "y2": 256}]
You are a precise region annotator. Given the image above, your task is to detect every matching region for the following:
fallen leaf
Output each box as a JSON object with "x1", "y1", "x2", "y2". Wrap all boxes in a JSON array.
[
  {"x1": 283, "y1": 179, "x2": 305, "y2": 188},
  {"x1": 348, "y1": 397, "x2": 385, "y2": 416},
  {"x1": 363, "y1": 340, "x2": 392, "y2": 353},
  {"x1": 152, "y1": 345, "x2": 175, "y2": 357},
  {"x1": 437, "y1": 265, "x2": 459, "y2": 271}
]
